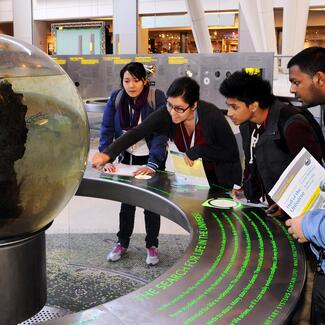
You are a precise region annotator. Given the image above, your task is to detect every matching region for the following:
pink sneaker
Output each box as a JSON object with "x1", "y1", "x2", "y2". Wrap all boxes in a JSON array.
[
  {"x1": 146, "y1": 246, "x2": 159, "y2": 265},
  {"x1": 107, "y1": 243, "x2": 127, "y2": 261}
]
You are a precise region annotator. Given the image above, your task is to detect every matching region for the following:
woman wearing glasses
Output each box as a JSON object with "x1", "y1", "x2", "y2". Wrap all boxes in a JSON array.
[
  {"x1": 93, "y1": 76, "x2": 242, "y2": 189},
  {"x1": 95, "y1": 62, "x2": 168, "y2": 265}
]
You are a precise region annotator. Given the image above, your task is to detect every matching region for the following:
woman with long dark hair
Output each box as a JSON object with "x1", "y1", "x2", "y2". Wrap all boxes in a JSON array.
[{"x1": 95, "y1": 62, "x2": 168, "y2": 265}]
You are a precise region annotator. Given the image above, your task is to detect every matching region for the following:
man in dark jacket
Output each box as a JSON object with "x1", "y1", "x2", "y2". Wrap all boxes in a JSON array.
[{"x1": 219, "y1": 71, "x2": 323, "y2": 214}]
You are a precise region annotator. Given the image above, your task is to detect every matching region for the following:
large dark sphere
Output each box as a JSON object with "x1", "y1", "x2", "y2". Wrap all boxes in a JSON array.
[{"x1": 0, "y1": 35, "x2": 89, "y2": 239}]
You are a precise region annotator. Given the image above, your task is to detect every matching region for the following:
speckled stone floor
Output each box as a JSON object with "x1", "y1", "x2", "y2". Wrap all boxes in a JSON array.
[
  {"x1": 43, "y1": 126, "x2": 189, "y2": 314},
  {"x1": 46, "y1": 233, "x2": 189, "y2": 312}
]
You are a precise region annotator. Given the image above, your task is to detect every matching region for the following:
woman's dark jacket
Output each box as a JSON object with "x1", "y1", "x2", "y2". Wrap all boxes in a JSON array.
[{"x1": 103, "y1": 100, "x2": 242, "y2": 188}]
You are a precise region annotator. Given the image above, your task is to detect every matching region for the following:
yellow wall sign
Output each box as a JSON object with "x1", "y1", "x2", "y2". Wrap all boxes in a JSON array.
[
  {"x1": 135, "y1": 56, "x2": 156, "y2": 63},
  {"x1": 69, "y1": 57, "x2": 84, "y2": 61},
  {"x1": 103, "y1": 56, "x2": 121, "y2": 61},
  {"x1": 113, "y1": 58, "x2": 132, "y2": 65},
  {"x1": 168, "y1": 56, "x2": 188, "y2": 65},
  {"x1": 81, "y1": 59, "x2": 99, "y2": 65},
  {"x1": 51, "y1": 58, "x2": 66, "y2": 65},
  {"x1": 243, "y1": 67, "x2": 262, "y2": 76}
]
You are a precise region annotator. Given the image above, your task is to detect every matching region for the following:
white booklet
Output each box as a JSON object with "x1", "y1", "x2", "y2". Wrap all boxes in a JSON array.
[
  {"x1": 170, "y1": 150, "x2": 209, "y2": 187},
  {"x1": 102, "y1": 163, "x2": 142, "y2": 176},
  {"x1": 269, "y1": 148, "x2": 325, "y2": 218}
]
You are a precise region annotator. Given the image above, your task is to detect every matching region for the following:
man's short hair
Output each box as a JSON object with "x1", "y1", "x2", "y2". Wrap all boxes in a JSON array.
[
  {"x1": 219, "y1": 71, "x2": 274, "y2": 109},
  {"x1": 166, "y1": 77, "x2": 200, "y2": 106},
  {"x1": 287, "y1": 47, "x2": 325, "y2": 76}
]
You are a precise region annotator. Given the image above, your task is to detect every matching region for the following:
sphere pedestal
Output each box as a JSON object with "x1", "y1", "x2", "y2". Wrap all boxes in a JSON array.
[{"x1": 0, "y1": 230, "x2": 47, "y2": 325}]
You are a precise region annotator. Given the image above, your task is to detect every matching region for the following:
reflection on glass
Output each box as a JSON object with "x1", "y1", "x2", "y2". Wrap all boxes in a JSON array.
[
  {"x1": 0, "y1": 80, "x2": 27, "y2": 219},
  {"x1": 0, "y1": 35, "x2": 89, "y2": 239}
]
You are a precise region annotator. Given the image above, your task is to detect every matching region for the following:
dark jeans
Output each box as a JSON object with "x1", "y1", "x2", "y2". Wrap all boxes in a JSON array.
[
  {"x1": 311, "y1": 272, "x2": 325, "y2": 324},
  {"x1": 117, "y1": 203, "x2": 160, "y2": 248},
  {"x1": 117, "y1": 152, "x2": 161, "y2": 249}
]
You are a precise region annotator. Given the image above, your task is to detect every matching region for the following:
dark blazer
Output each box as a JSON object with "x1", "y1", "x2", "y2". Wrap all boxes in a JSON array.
[{"x1": 103, "y1": 100, "x2": 242, "y2": 188}]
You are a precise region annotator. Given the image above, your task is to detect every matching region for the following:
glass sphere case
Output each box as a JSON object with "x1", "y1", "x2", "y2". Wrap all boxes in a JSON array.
[
  {"x1": 0, "y1": 35, "x2": 89, "y2": 324},
  {"x1": 0, "y1": 35, "x2": 89, "y2": 239}
]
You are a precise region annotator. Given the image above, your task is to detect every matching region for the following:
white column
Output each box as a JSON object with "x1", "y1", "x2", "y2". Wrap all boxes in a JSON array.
[
  {"x1": 257, "y1": 0, "x2": 278, "y2": 77},
  {"x1": 239, "y1": 0, "x2": 264, "y2": 51},
  {"x1": 33, "y1": 21, "x2": 48, "y2": 52},
  {"x1": 238, "y1": 3, "x2": 257, "y2": 52},
  {"x1": 281, "y1": 0, "x2": 309, "y2": 72},
  {"x1": 12, "y1": 0, "x2": 33, "y2": 44},
  {"x1": 239, "y1": 0, "x2": 277, "y2": 53},
  {"x1": 113, "y1": 0, "x2": 138, "y2": 54},
  {"x1": 257, "y1": 0, "x2": 277, "y2": 55},
  {"x1": 239, "y1": 0, "x2": 278, "y2": 76},
  {"x1": 185, "y1": 0, "x2": 212, "y2": 54}
]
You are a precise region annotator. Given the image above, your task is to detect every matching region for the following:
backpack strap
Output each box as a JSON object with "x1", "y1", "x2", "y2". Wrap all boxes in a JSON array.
[
  {"x1": 299, "y1": 108, "x2": 325, "y2": 160},
  {"x1": 113, "y1": 89, "x2": 123, "y2": 109},
  {"x1": 278, "y1": 105, "x2": 325, "y2": 160},
  {"x1": 147, "y1": 88, "x2": 156, "y2": 110},
  {"x1": 276, "y1": 106, "x2": 297, "y2": 152}
]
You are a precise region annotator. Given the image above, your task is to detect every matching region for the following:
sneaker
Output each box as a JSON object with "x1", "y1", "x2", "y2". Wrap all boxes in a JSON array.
[
  {"x1": 146, "y1": 246, "x2": 159, "y2": 265},
  {"x1": 107, "y1": 243, "x2": 127, "y2": 262}
]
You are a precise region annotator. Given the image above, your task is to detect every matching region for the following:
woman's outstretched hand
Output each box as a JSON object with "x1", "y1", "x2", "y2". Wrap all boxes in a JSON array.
[
  {"x1": 92, "y1": 152, "x2": 110, "y2": 170},
  {"x1": 134, "y1": 166, "x2": 155, "y2": 176}
]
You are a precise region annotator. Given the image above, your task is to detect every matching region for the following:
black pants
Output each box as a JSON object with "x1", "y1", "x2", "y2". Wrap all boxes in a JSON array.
[
  {"x1": 311, "y1": 272, "x2": 325, "y2": 324},
  {"x1": 117, "y1": 152, "x2": 160, "y2": 249}
]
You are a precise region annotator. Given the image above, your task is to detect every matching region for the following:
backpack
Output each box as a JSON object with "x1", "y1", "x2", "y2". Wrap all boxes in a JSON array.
[
  {"x1": 277, "y1": 105, "x2": 325, "y2": 160},
  {"x1": 114, "y1": 87, "x2": 156, "y2": 110}
]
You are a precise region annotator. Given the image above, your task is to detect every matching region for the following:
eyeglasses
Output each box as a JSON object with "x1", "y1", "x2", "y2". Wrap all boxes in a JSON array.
[{"x1": 166, "y1": 101, "x2": 191, "y2": 113}]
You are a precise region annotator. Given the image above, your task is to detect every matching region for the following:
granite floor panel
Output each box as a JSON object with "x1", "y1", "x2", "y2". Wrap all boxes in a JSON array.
[{"x1": 46, "y1": 233, "x2": 189, "y2": 312}]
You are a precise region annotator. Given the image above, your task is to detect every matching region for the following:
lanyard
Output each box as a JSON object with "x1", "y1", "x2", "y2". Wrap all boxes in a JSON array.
[
  {"x1": 249, "y1": 126, "x2": 260, "y2": 164},
  {"x1": 180, "y1": 110, "x2": 198, "y2": 151}
]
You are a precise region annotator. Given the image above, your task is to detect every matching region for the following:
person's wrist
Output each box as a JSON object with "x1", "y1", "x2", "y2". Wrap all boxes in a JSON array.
[
  {"x1": 146, "y1": 162, "x2": 158, "y2": 170},
  {"x1": 301, "y1": 216, "x2": 310, "y2": 241},
  {"x1": 100, "y1": 151, "x2": 110, "y2": 161},
  {"x1": 145, "y1": 165, "x2": 156, "y2": 172}
]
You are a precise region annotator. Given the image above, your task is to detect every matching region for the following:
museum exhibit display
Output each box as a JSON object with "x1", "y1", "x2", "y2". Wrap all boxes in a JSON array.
[
  {"x1": 43, "y1": 167, "x2": 306, "y2": 324},
  {"x1": 0, "y1": 35, "x2": 89, "y2": 324},
  {"x1": 0, "y1": 38, "x2": 305, "y2": 323}
]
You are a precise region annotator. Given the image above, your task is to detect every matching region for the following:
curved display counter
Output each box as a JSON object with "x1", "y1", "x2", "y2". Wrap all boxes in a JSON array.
[{"x1": 45, "y1": 167, "x2": 306, "y2": 324}]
